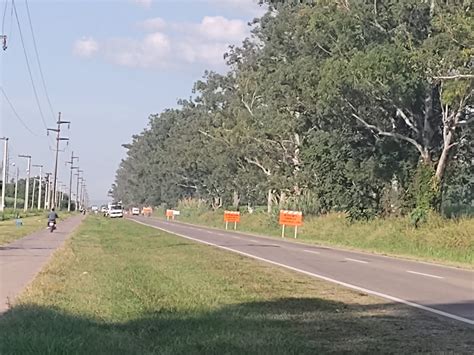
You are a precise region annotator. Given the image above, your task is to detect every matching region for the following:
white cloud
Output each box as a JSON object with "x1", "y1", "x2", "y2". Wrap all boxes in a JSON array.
[
  {"x1": 104, "y1": 32, "x2": 171, "y2": 68},
  {"x1": 209, "y1": 0, "x2": 267, "y2": 17},
  {"x1": 73, "y1": 37, "x2": 99, "y2": 58},
  {"x1": 133, "y1": 0, "x2": 152, "y2": 8},
  {"x1": 74, "y1": 15, "x2": 253, "y2": 69},
  {"x1": 139, "y1": 17, "x2": 166, "y2": 31},
  {"x1": 198, "y1": 16, "x2": 247, "y2": 41}
]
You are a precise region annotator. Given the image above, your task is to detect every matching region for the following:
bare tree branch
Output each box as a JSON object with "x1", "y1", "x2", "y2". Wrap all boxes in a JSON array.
[
  {"x1": 434, "y1": 74, "x2": 474, "y2": 80},
  {"x1": 244, "y1": 157, "x2": 271, "y2": 176},
  {"x1": 241, "y1": 95, "x2": 254, "y2": 117},
  {"x1": 351, "y1": 112, "x2": 425, "y2": 155},
  {"x1": 198, "y1": 130, "x2": 231, "y2": 147},
  {"x1": 396, "y1": 108, "x2": 419, "y2": 134}
]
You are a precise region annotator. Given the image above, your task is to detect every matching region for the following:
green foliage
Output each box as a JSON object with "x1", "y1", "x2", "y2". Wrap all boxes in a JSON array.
[
  {"x1": 409, "y1": 163, "x2": 442, "y2": 227},
  {"x1": 114, "y1": 1, "x2": 472, "y2": 221}
]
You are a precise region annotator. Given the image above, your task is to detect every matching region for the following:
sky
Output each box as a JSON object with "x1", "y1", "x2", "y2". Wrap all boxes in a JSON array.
[{"x1": 0, "y1": 0, "x2": 266, "y2": 205}]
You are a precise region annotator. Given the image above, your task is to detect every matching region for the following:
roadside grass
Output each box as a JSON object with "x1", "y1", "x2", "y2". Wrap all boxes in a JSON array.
[
  {"x1": 161, "y1": 207, "x2": 473, "y2": 268},
  {"x1": 1, "y1": 208, "x2": 43, "y2": 221},
  {"x1": 0, "y1": 212, "x2": 76, "y2": 246},
  {"x1": 0, "y1": 216, "x2": 472, "y2": 354}
]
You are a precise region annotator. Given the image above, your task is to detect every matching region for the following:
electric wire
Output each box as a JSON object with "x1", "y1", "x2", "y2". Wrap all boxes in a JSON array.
[
  {"x1": 2, "y1": 0, "x2": 8, "y2": 35},
  {"x1": 12, "y1": 0, "x2": 49, "y2": 130},
  {"x1": 0, "y1": 86, "x2": 39, "y2": 136},
  {"x1": 24, "y1": 0, "x2": 55, "y2": 119}
]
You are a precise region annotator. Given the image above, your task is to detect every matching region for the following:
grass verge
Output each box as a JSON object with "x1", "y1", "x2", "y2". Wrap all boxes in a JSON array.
[
  {"x1": 0, "y1": 212, "x2": 76, "y2": 246},
  {"x1": 0, "y1": 216, "x2": 472, "y2": 353},
  {"x1": 160, "y1": 207, "x2": 473, "y2": 268}
]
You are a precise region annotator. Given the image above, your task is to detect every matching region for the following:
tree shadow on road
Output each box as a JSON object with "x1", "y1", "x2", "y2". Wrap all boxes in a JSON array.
[{"x1": 0, "y1": 298, "x2": 472, "y2": 354}]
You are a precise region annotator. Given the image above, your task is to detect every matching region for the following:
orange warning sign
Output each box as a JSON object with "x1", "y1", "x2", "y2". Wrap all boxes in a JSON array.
[
  {"x1": 142, "y1": 207, "x2": 153, "y2": 217},
  {"x1": 279, "y1": 210, "x2": 303, "y2": 226},
  {"x1": 224, "y1": 211, "x2": 241, "y2": 223}
]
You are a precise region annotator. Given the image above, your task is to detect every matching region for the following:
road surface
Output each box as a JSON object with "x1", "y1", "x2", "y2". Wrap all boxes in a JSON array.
[{"x1": 131, "y1": 216, "x2": 474, "y2": 326}]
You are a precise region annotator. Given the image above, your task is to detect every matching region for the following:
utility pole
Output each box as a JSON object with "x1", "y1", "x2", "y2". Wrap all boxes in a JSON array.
[
  {"x1": 12, "y1": 163, "x2": 18, "y2": 211},
  {"x1": 80, "y1": 179, "x2": 86, "y2": 210},
  {"x1": 75, "y1": 170, "x2": 83, "y2": 211},
  {"x1": 18, "y1": 155, "x2": 31, "y2": 212},
  {"x1": 0, "y1": 137, "x2": 8, "y2": 212},
  {"x1": 31, "y1": 177, "x2": 37, "y2": 209},
  {"x1": 44, "y1": 173, "x2": 52, "y2": 210},
  {"x1": 32, "y1": 164, "x2": 43, "y2": 209},
  {"x1": 66, "y1": 151, "x2": 79, "y2": 211},
  {"x1": 56, "y1": 182, "x2": 62, "y2": 209},
  {"x1": 47, "y1": 112, "x2": 69, "y2": 209},
  {"x1": 1, "y1": 34, "x2": 7, "y2": 50}
]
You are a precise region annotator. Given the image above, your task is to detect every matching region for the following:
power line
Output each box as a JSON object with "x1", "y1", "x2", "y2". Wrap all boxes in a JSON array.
[
  {"x1": 12, "y1": 0, "x2": 49, "y2": 130},
  {"x1": 24, "y1": 0, "x2": 55, "y2": 120},
  {"x1": 0, "y1": 86, "x2": 38, "y2": 136},
  {"x1": 2, "y1": 0, "x2": 8, "y2": 35}
]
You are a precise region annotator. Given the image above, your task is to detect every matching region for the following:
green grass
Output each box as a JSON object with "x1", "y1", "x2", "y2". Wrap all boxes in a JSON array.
[
  {"x1": 0, "y1": 208, "x2": 43, "y2": 221},
  {"x1": 0, "y1": 216, "x2": 472, "y2": 354},
  {"x1": 157, "y1": 207, "x2": 473, "y2": 268},
  {"x1": 0, "y1": 211, "x2": 76, "y2": 246}
]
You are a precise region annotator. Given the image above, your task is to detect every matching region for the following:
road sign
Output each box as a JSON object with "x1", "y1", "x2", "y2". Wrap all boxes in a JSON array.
[
  {"x1": 166, "y1": 209, "x2": 180, "y2": 220},
  {"x1": 224, "y1": 211, "x2": 240, "y2": 230},
  {"x1": 279, "y1": 210, "x2": 303, "y2": 238},
  {"x1": 142, "y1": 207, "x2": 152, "y2": 217}
]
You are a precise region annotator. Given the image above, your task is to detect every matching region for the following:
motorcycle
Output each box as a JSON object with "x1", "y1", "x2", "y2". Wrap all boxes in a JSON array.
[{"x1": 48, "y1": 221, "x2": 56, "y2": 233}]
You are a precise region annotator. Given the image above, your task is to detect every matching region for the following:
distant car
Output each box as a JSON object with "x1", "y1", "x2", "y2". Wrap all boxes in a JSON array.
[
  {"x1": 108, "y1": 204, "x2": 123, "y2": 218},
  {"x1": 132, "y1": 207, "x2": 140, "y2": 215}
]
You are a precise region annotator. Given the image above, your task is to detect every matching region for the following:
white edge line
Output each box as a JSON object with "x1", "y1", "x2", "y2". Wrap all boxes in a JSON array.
[
  {"x1": 407, "y1": 270, "x2": 444, "y2": 279},
  {"x1": 303, "y1": 249, "x2": 320, "y2": 255},
  {"x1": 345, "y1": 258, "x2": 368, "y2": 264},
  {"x1": 130, "y1": 219, "x2": 474, "y2": 326}
]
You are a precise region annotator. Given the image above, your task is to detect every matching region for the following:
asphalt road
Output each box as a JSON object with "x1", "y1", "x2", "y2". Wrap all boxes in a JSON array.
[{"x1": 131, "y1": 216, "x2": 474, "y2": 326}]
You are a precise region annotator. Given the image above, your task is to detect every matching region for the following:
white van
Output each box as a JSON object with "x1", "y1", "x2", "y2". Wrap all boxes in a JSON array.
[{"x1": 108, "y1": 203, "x2": 123, "y2": 218}]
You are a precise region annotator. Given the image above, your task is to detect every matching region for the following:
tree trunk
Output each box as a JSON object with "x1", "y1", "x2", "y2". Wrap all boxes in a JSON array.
[
  {"x1": 232, "y1": 190, "x2": 240, "y2": 209},
  {"x1": 267, "y1": 189, "x2": 273, "y2": 214},
  {"x1": 279, "y1": 191, "x2": 287, "y2": 208},
  {"x1": 435, "y1": 129, "x2": 453, "y2": 183}
]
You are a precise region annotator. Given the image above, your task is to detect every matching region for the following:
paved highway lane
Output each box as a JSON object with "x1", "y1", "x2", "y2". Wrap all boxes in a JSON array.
[{"x1": 130, "y1": 216, "x2": 474, "y2": 326}]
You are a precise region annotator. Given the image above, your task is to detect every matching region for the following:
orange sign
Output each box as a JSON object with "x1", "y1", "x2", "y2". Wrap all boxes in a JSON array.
[
  {"x1": 279, "y1": 210, "x2": 303, "y2": 226},
  {"x1": 166, "y1": 209, "x2": 174, "y2": 218},
  {"x1": 142, "y1": 207, "x2": 153, "y2": 216},
  {"x1": 224, "y1": 211, "x2": 241, "y2": 223}
]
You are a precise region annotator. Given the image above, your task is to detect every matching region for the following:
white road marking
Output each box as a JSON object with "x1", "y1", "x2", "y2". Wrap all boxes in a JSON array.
[
  {"x1": 152, "y1": 218, "x2": 474, "y2": 272},
  {"x1": 131, "y1": 219, "x2": 474, "y2": 326},
  {"x1": 303, "y1": 249, "x2": 320, "y2": 255},
  {"x1": 345, "y1": 258, "x2": 368, "y2": 264},
  {"x1": 406, "y1": 270, "x2": 444, "y2": 279}
]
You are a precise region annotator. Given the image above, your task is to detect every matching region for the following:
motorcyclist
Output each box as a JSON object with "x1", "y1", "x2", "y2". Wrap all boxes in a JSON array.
[{"x1": 47, "y1": 208, "x2": 59, "y2": 228}]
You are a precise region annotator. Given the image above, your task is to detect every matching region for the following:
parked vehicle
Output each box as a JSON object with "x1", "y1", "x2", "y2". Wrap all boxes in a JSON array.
[{"x1": 132, "y1": 207, "x2": 140, "y2": 215}]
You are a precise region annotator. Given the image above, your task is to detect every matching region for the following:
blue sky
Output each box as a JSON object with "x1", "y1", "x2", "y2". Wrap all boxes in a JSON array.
[{"x1": 0, "y1": 0, "x2": 265, "y2": 205}]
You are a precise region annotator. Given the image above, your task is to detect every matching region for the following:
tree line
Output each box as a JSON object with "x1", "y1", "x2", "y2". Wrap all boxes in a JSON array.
[{"x1": 113, "y1": 0, "x2": 473, "y2": 221}]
